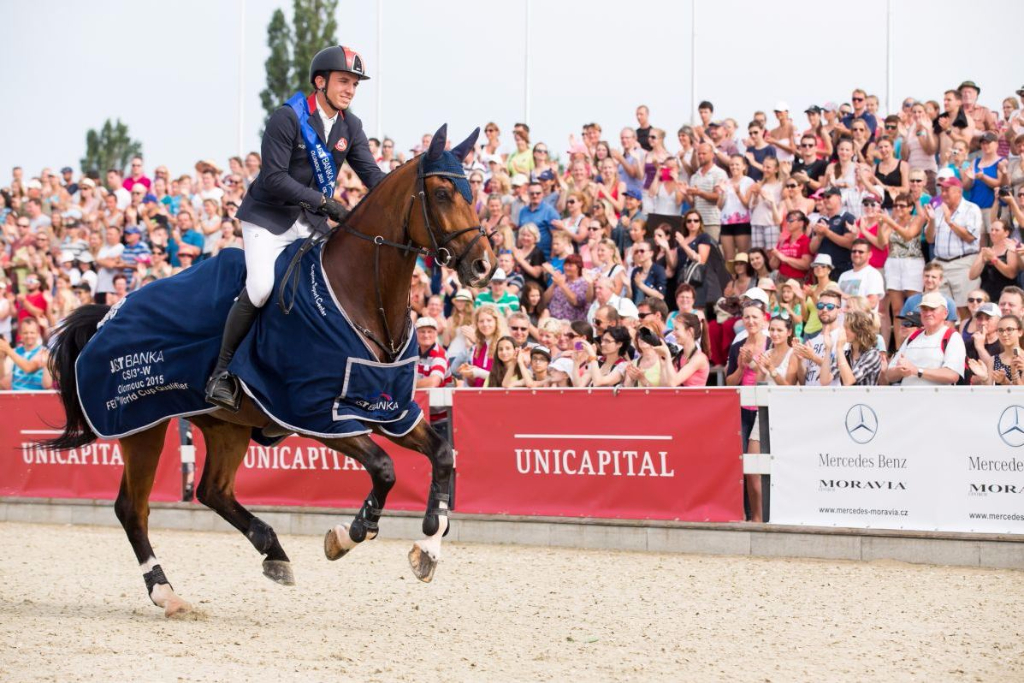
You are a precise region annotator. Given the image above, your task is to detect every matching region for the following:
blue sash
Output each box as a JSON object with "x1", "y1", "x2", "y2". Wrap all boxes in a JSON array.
[{"x1": 285, "y1": 92, "x2": 337, "y2": 197}]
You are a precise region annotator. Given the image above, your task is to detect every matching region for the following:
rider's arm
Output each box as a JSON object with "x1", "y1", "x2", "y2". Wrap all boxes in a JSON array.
[{"x1": 261, "y1": 107, "x2": 333, "y2": 209}]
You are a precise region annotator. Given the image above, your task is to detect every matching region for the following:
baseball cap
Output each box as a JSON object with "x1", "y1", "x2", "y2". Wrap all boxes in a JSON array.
[
  {"x1": 758, "y1": 277, "x2": 777, "y2": 292},
  {"x1": 124, "y1": 226, "x2": 142, "y2": 235},
  {"x1": 774, "y1": 101, "x2": 790, "y2": 112},
  {"x1": 811, "y1": 253, "x2": 834, "y2": 269},
  {"x1": 79, "y1": 177, "x2": 96, "y2": 189},
  {"x1": 809, "y1": 188, "x2": 825, "y2": 200},
  {"x1": 782, "y1": 278, "x2": 803, "y2": 292},
  {"x1": 538, "y1": 169, "x2": 556, "y2": 181},
  {"x1": 415, "y1": 316, "x2": 438, "y2": 330},
  {"x1": 530, "y1": 345, "x2": 552, "y2": 360},
  {"x1": 549, "y1": 357, "x2": 575, "y2": 376},
  {"x1": 938, "y1": 177, "x2": 963, "y2": 189},
  {"x1": 804, "y1": 105, "x2": 822, "y2": 115},
  {"x1": 453, "y1": 288, "x2": 474, "y2": 302},
  {"x1": 979, "y1": 132, "x2": 998, "y2": 144},
  {"x1": 822, "y1": 187, "x2": 842, "y2": 198},
  {"x1": 490, "y1": 267, "x2": 507, "y2": 282},
  {"x1": 919, "y1": 292, "x2": 947, "y2": 309},
  {"x1": 936, "y1": 167, "x2": 956, "y2": 182},
  {"x1": 706, "y1": 121, "x2": 721, "y2": 129},
  {"x1": 142, "y1": 194, "x2": 159, "y2": 204},
  {"x1": 733, "y1": 252, "x2": 749, "y2": 263},
  {"x1": 481, "y1": 153, "x2": 502, "y2": 165},
  {"x1": 974, "y1": 302, "x2": 1001, "y2": 318},
  {"x1": 26, "y1": 179, "x2": 42, "y2": 190},
  {"x1": 24, "y1": 274, "x2": 40, "y2": 284},
  {"x1": 958, "y1": 80, "x2": 980, "y2": 93},
  {"x1": 0, "y1": 281, "x2": 7, "y2": 290},
  {"x1": 77, "y1": 252, "x2": 94, "y2": 264},
  {"x1": 511, "y1": 173, "x2": 529, "y2": 187},
  {"x1": 822, "y1": 102, "x2": 839, "y2": 113},
  {"x1": 59, "y1": 252, "x2": 77, "y2": 263},
  {"x1": 624, "y1": 188, "x2": 643, "y2": 200},
  {"x1": 743, "y1": 287, "x2": 770, "y2": 307},
  {"x1": 60, "y1": 166, "x2": 73, "y2": 174}
]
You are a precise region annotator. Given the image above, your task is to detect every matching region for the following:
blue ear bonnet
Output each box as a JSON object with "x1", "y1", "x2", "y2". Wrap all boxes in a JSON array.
[{"x1": 421, "y1": 151, "x2": 474, "y2": 204}]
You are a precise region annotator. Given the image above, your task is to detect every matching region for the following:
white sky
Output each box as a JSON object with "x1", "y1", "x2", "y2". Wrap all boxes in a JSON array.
[{"x1": 1, "y1": 0, "x2": 1021, "y2": 179}]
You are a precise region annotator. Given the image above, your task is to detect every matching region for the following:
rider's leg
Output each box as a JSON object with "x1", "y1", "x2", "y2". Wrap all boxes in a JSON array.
[{"x1": 205, "y1": 222, "x2": 293, "y2": 411}]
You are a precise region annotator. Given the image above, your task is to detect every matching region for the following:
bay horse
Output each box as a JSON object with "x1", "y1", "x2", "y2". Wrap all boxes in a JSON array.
[{"x1": 42, "y1": 125, "x2": 495, "y2": 617}]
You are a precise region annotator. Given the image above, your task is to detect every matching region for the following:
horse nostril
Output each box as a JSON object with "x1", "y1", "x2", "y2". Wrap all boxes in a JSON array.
[{"x1": 472, "y1": 259, "x2": 489, "y2": 277}]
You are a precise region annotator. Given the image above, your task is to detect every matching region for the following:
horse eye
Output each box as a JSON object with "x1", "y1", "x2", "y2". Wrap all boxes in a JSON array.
[{"x1": 434, "y1": 189, "x2": 451, "y2": 202}]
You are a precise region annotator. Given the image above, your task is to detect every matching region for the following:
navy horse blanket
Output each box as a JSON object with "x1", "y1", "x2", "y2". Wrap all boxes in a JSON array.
[{"x1": 76, "y1": 242, "x2": 422, "y2": 441}]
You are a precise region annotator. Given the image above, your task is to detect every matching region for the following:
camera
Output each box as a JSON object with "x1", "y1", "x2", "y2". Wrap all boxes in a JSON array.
[
  {"x1": 998, "y1": 186, "x2": 1012, "y2": 198},
  {"x1": 637, "y1": 326, "x2": 662, "y2": 347}
]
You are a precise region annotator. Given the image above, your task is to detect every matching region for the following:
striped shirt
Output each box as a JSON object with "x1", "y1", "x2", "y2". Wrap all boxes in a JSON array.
[
  {"x1": 11, "y1": 344, "x2": 44, "y2": 391},
  {"x1": 932, "y1": 199, "x2": 982, "y2": 260},
  {"x1": 417, "y1": 343, "x2": 450, "y2": 419}
]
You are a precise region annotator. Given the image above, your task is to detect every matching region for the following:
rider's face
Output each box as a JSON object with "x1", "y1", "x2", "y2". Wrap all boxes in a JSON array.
[{"x1": 323, "y1": 71, "x2": 359, "y2": 111}]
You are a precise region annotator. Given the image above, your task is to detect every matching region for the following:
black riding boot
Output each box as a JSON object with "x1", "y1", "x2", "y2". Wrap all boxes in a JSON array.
[{"x1": 205, "y1": 289, "x2": 259, "y2": 412}]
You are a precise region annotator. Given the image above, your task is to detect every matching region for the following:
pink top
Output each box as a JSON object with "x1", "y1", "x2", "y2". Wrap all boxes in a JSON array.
[{"x1": 469, "y1": 342, "x2": 493, "y2": 388}]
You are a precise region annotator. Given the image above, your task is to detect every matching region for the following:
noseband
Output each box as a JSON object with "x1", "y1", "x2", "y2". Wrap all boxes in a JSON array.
[{"x1": 278, "y1": 155, "x2": 489, "y2": 361}]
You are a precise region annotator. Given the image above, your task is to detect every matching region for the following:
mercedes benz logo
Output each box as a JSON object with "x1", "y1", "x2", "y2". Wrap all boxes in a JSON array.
[
  {"x1": 845, "y1": 404, "x2": 878, "y2": 444},
  {"x1": 997, "y1": 405, "x2": 1024, "y2": 448}
]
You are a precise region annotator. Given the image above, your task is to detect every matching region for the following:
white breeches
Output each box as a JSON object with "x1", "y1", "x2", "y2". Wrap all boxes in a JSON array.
[{"x1": 241, "y1": 219, "x2": 313, "y2": 307}]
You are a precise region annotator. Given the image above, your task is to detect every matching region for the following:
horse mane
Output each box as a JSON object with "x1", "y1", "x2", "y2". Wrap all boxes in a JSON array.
[{"x1": 341, "y1": 156, "x2": 420, "y2": 232}]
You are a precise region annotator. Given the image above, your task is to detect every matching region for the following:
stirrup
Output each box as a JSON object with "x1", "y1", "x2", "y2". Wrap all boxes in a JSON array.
[{"x1": 205, "y1": 373, "x2": 241, "y2": 412}]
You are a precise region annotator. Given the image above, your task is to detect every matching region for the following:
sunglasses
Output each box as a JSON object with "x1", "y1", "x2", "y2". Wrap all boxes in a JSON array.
[
  {"x1": 852, "y1": 97, "x2": 864, "y2": 102},
  {"x1": 785, "y1": 183, "x2": 799, "y2": 189},
  {"x1": 885, "y1": 125, "x2": 898, "y2": 130},
  {"x1": 967, "y1": 297, "x2": 985, "y2": 303},
  {"x1": 638, "y1": 312, "x2": 651, "y2": 319},
  {"x1": 633, "y1": 249, "x2": 649, "y2": 255},
  {"x1": 686, "y1": 218, "x2": 700, "y2": 224},
  {"x1": 485, "y1": 128, "x2": 497, "y2": 133},
  {"x1": 528, "y1": 191, "x2": 542, "y2": 196},
  {"x1": 535, "y1": 149, "x2": 548, "y2": 154},
  {"x1": 566, "y1": 199, "x2": 577, "y2": 204},
  {"x1": 799, "y1": 143, "x2": 815, "y2": 148},
  {"x1": 469, "y1": 179, "x2": 482, "y2": 184},
  {"x1": 816, "y1": 302, "x2": 838, "y2": 311},
  {"x1": 509, "y1": 326, "x2": 529, "y2": 332}
]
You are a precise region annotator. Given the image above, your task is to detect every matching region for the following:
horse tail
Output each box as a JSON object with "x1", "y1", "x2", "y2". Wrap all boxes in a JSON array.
[{"x1": 39, "y1": 304, "x2": 110, "y2": 451}]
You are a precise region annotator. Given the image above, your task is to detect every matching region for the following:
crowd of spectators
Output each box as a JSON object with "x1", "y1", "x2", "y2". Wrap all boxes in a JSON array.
[{"x1": 4, "y1": 81, "x2": 1024, "y2": 423}]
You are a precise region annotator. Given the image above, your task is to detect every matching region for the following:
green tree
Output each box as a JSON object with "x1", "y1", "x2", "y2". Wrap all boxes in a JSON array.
[
  {"x1": 80, "y1": 118, "x2": 143, "y2": 175},
  {"x1": 259, "y1": 9, "x2": 293, "y2": 123},
  {"x1": 258, "y1": 0, "x2": 339, "y2": 130}
]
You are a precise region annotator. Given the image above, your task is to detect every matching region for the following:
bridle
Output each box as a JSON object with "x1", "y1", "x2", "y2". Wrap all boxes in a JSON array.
[{"x1": 278, "y1": 154, "x2": 490, "y2": 361}]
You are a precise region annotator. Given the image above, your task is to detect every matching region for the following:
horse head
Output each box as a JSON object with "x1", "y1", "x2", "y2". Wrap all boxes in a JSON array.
[{"x1": 413, "y1": 124, "x2": 496, "y2": 288}]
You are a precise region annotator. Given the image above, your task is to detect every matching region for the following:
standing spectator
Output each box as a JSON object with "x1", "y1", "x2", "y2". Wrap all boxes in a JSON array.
[
  {"x1": 886, "y1": 292, "x2": 966, "y2": 385},
  {"x1": 718, "y1": 155, "x2": 755, "y2": 262},
  {"x1": 0, "y1": 318, "x2": 50, "y2": 390},
  {"x1": 968, "y1": 220, "x2": 1020, "y2": 302},
  {"x1": 505, "y1": 310, "x2": 534, "y2": 349},
  {"x1": 823, "y1": 310, "x2": 885, "y2": 386},
  {"x1": 474, "y1": 268, "x2": 520, "y2": 316},
  {"x1": 767, "y1": 102, "x2": 797, "y2": 164},
  {"x1": 123, "y1": 157, "x2": 151, "y2": 193},
  {"x1": 839, "y1": 88, "x2": 878, "y2": 135},
  {"x1": 964, "y1": 132, "x2": 1008, "y2": 225},
  {"x1": 795, "y1": 287, "x2": 842, "y2": 386},
  {"x1": 686, "y1": 143, "x2": 726, "y2": 241},
  {"x1": 657, "y1": 312, "x2": 710, "y2": 387},
  {"x1": 871, "y1": 138, "x2": 908, "y2": 211},
  {"x1": 506, "y1": 130, "x2": 534, "y2": 178},
  {"x1": 627, "y1": 239, "x2": 667, "y2": 305},
  {"x1": 1000, "y1": 286, "x2": 1024, "y2": 318},
  {"x1": 750, "y1": 157, "x2": 784, "y2": 251},
  {"x1": 756, "y1": 315, "x2": 799, "y2": 386},
  {"x1": 14, "y1": 273, "x2": 48, "y2": 328},
  {"x1": 899, "y1": 262, "x2": 958, "y2": 350},
  {"x1": 972, "y1": 315, "x2": 1024, "y2": 385},
  {"x1": 801, "y1": 254, "x2": 836, "y2": 338},
  {"x1": 924, "y1": 177, "x2": 982, "y2": 319},
  {"x1": 810, "y1": 187, "x2": 855, "y2": 277},
  {"x1": 824, "y1": 137, "x2": 860, "y2": 217},
  {"x1": 744, "y1": 121, "x2": 777, "y2": 182},
  {"x1": 624, "y1": 324, "x2": 666, "y2": 387},
  {"x1": 611, "y1": 128, "x2": 645, "y2": 197},
  {"x1": 670, "y1": 210, "x2": 714, "y2": 308},
  {"x1": 414, "y1": 316, "x2": 453, "y2": 433},
  {"x1": 106, "y1": 169, "x2": 131, "y2": 209},
  {"x1": 726, "y1": 303, "x2": 769, "y2": 521},
  {"x1": 518, "y1": 182, "x2": 560, "y2": 259},
  {"x1": 635, "y1": 105, "x2": 653, "y2": 151},
  {"x1": 94, "y1": 225, "x2": 125, "y2": 305},
  {"x1": 879, "y1": 193, "x2": 926, "y2": 346},
  {"x1": 120, "y1": 226, "x2": 151, "y2": 288},
  {"x1": 901, "y1": 102, "x2": 939, "y2": 194},
  {"x1": 838, "y1": 238, "x2": 885, "y2": 309}
]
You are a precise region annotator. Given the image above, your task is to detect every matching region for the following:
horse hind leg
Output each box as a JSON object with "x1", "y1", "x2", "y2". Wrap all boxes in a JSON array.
[
  {"x1": 191, "y1": 416, "x2": 294, "y2": 586},
  {"x1": 116, "y1": 422, "x2": 191, "y2": 617},
  {"x1": 383, "y1": 421, "x2": 453, "y2": 583},
  {"x1": 321, "y1": 435, "x2": 395, "y2": 561}
]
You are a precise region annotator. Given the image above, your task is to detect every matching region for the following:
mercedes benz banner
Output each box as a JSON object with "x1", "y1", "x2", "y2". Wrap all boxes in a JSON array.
[{"x1": 770, "y1": 387, "x2": 1024, "y2": 534}]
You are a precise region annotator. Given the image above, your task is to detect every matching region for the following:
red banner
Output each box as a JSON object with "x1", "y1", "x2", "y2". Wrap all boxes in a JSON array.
[
  {"x1": 453, "y1": 389, "x2": 743, "y2": 521},
  {"x1": 189, "y1": 392, "x2": 435, "y2": 510},
  {"x1": 0, "y1": 392, "x2": 182, "y2": 501}
]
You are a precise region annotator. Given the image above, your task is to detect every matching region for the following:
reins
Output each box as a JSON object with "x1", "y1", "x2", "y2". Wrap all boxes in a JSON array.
[{"x1": 277, "y1": 155, "x2": 490, "y2": 361}]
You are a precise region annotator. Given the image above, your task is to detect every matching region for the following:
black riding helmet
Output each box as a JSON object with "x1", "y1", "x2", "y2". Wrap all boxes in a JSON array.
[{"x1": 309, "y1": 45, "x2": 370, "y2": 86}]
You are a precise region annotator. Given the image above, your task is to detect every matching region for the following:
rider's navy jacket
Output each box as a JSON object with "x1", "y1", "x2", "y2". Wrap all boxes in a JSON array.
[{"x1": 237, "y1": 93, "x2": 385, "y2": 235}]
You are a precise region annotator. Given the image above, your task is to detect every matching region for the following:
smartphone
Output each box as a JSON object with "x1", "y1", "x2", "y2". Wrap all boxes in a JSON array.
[
  {"x1": 1015, "y1": 348, "x2": 1021, "y2": 357},
  {"x1": 660, "y1": 168, "x2": 672, "y2": 182},
  {"x1": 574, "y1": 341, "x2": 584, "y2": 351}
]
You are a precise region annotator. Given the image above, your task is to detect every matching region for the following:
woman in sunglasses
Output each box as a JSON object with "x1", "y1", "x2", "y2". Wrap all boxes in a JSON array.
[
  {"x1": 872, "y1": 137, "x2": 909, "y2": 211},
  {"x1": 878, "y1": 193, "x2": 925, "y2": 345},
  {"x1": 482, "y1": 122, "x2": 502, "y2": 158},
  {"x1": 968, "y1": 220, "x2": 1020, "y2": 301}
]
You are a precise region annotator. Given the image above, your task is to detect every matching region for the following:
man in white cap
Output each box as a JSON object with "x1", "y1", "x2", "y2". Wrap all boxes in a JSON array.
[
  {"x1": 473, "y1": 267, "x2": 519, "y2": 316},
  {"x1": 768, "y1": 101, "x2": 795, "y2": 164},
  {"x1": 886, "y1": 291, "x2": 965, "y2": 385},
  {"x1": 924, "y1": 176, "x2": 982, "y2": 320},
  {"x1": 414, "y1": 316, "x2": 452, "y2": 435}
]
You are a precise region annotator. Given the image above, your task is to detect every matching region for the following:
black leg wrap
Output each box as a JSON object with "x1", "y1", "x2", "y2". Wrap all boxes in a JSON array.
[
  {"x1": 144, "y1": 564, "x2": 172, "y2": 594},
  {"x1": 246, "y1": 518, "x2": 276, "y2": 555},
  {"x1": 351, "y1": 494, "x2": 382, "y2": 542},
  {"x1": 423, "y1": 486, "x2": 451, "y2": 537}
]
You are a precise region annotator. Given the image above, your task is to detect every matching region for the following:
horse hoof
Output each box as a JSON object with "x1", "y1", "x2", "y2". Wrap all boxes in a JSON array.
[
  {"x1": 262, "y1": 559, "x2": 295, "y2": 586},
  {"x1": 324, "y1": 527, "x2": 349, "y2": 561},
  {"x1": 408, "y1": 544, "x2": 438, "y2": 583},
  {"x1": 163, "y1": 596, "x2": 192, "y2": 618}
]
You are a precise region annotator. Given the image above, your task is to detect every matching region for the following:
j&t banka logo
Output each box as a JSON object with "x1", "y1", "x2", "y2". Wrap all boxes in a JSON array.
[
  {"x1": 845, "y1": 404, "x2": 878, "y2": 445},
  {"x1": 355, "y1": 392, "x2": 399, "y2": 412},
  {"x1": 997, "y1": 406, "x2": 1024, "y2": 448}
]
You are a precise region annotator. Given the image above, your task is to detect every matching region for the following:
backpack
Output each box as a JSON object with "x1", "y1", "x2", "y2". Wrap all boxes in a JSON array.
[{"x1": 906, "y1": 326, "x2": 954, "y2": 352}]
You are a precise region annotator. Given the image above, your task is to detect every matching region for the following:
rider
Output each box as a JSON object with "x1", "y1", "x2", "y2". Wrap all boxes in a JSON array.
[{"x1": 206, "y1": 45, "x2": 386, "y2": 411}]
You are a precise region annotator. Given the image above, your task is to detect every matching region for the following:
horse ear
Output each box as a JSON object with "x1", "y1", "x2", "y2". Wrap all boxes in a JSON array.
[
  {"x1": 426, "y1": 124, "x2": 448, "y2": 161},
  {"x1": 451, "y1": 127, "x2": 481, "y2": 162}
]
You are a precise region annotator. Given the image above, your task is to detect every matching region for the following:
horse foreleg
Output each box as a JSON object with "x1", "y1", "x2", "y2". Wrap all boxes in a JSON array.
[
  {"x1": 318, "y1": 434, "x2": 395, "y2": 561},
  {"x1": 117, "y1": 422, "x2": 191, "y2": 617},
  {"x1": 381, "y1": 420, "x2": 453, "y2": 583},
  {"x1": 191, "y1": 416, "x2": 294, "y2": 586}
]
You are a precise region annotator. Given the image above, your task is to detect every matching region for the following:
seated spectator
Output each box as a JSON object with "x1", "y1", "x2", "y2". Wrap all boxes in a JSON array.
[
  {"x1": 969, "y1": 315, "x2": 1024, "y2": 386},
  {"x1": 518, "y1": 281, "x2": 549, "y2": 341},
  {"x1": 837, "y1": 238, "x2": 885, "y2": 309},
  {"x1": 756, "y1": 314, "x2": 799, "y2": 385},
  {"x1": 576, "y1": 325, "x2": 632, "y2": 387},
  {"x1": 475, "y1": 268, "x2": 520, "y2": 316},
  {"x1": 506, "y1": 311, "x2": 534, "y2": 349},
  {"x1": 485, "y1": 336, "x2": 526, "y2": 388},
  {"x1": 592, "y1": 306, "x2": 621, "y2": 337},
  {"x1": 414, "y1": 316, "x2": 453, "y2": 429},
  {"x1": 823, "y1": 310, "x2": 885, "y2": 386},
  {"x1": 543, "y1": 253, "x2": 590, "y2": 322},
  {"x1": 0, "y1": 318, "x2": 50, "y2": 390},
  {"x1": 587, "y1": 276, "x2": 638, "y2": 324},
  {"x1": 963, "y1": 301, "x2": 1002, "y2": 384},
  {"x1": 772, "y1": 279, "x2": 804, "y2": 339},
  {"x1": 724, "y1": 252, "x2": 754, "y2": 298},
  {"x1": 520, "y1": 345, "x2": 558, "y2": 388},
  {"x1": 968, "y1": 220, "x2": 1019, "y2": 302},
  {"x1": 658, "y1": 312, "x2": 710, "y2": 387},
  {"x1": 748, "y1": 247, "x2": 773, "y2": 283},
  {"x1": 886, "y1": 292, "x2": 966, "y2": 385},
  {"x1": 999, "y1": 286, "x2": 1024, "y2": 318},
  {"x1": 624, "y1": 324, "x2": 666, "y2": 387},
  {"x1": 456, "y1": 303, "x2": 508, "y2": 388},
  {"x1": 795, "y1": 286, "x2": 842, "y2": 386},
  {"x1": 899, "y1": 262, "x2": 958, "y2": 347}
]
